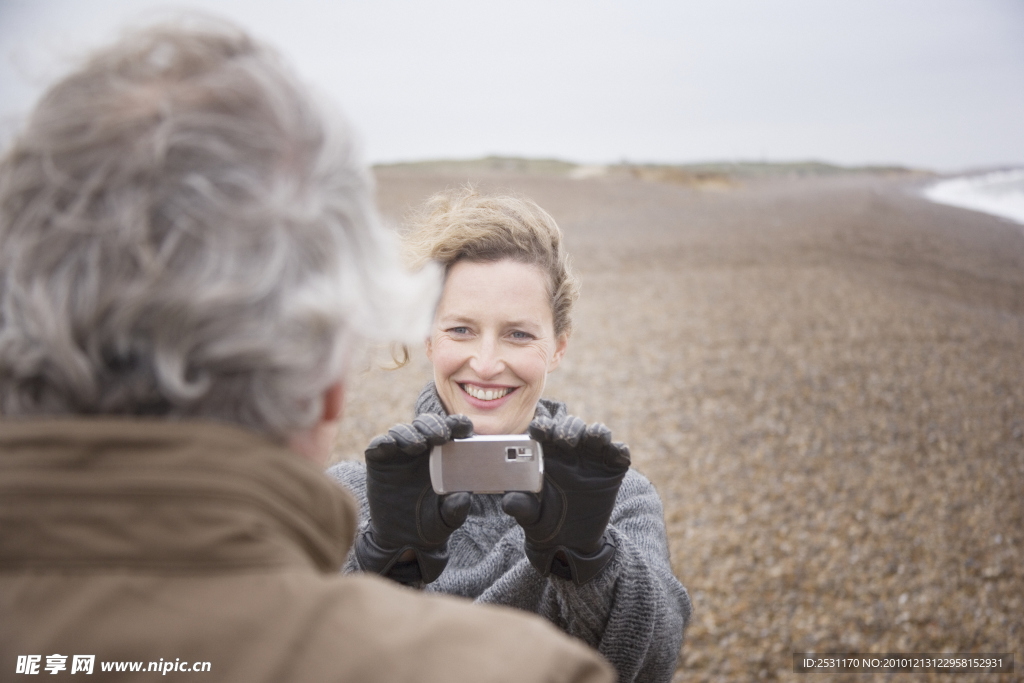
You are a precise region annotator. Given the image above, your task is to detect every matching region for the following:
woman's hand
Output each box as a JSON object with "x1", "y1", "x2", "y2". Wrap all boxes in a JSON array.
[
  {"x1": 356, "y1": 413, "x2": 474, "y2": 585},
  {"x1": 502, "y1": 415, "x2": 631, "y2": 585}
]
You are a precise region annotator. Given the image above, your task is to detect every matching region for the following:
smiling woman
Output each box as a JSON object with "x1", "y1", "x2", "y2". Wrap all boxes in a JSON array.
[
  {"x1": 427, "y1": 259, "x2": 567, "y2": 435},
  {"x1": 328, "y1": 188, "x2": 692, "y2": 683}
]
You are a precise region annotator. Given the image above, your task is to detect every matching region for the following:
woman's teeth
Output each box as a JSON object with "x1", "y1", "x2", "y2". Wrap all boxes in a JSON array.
[{"x1": 461, "y1": 384, "x2": 513, "y2": 401}]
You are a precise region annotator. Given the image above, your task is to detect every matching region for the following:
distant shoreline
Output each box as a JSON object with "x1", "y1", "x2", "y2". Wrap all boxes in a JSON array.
[
  {"x1": 373, "y1": 155, "x2": 1024, "y2": 227},
  {"x1": 923, "y1": 169, "x2": 1024, "y2": 226},
  {"x1": 372, "y1": 155, "x2": 926, "y2": 187}
]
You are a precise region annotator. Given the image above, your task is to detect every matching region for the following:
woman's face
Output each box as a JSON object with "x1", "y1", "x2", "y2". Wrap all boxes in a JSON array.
[{"x1": 426, "y1": 259, "x2": 568, "y2": 435}]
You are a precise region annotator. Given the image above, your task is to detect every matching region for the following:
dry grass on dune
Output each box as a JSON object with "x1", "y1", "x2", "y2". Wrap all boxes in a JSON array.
[{"x1": 332, "y1": 168, "x2": 1024, "y2": 683}]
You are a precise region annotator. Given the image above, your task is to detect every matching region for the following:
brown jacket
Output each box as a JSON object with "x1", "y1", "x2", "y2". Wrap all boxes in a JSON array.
[{"x1": 0, "y1": 419, "x2": 614, "y2": 683}]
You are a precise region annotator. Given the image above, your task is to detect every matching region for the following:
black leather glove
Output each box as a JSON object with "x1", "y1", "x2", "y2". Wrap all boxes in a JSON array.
[
  {"x1": 355, "y1": 413, "x2": 474, "y2": 585},
  {"x1": 502, "y1": 415, "x2": 630, "y2": 585}
]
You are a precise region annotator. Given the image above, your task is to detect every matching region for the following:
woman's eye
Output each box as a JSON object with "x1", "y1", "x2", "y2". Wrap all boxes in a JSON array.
[
  {"x1": 448, "y1": 326, "x2": 470, "y2": 335},
  {"x1": 510, "y1": 330, "x2": 534, "y2": 341}
]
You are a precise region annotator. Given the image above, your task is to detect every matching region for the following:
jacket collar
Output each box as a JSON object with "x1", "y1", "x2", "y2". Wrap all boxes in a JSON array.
[{"x1": 0, "y1": 418, "x2": 357, "y2": 573}]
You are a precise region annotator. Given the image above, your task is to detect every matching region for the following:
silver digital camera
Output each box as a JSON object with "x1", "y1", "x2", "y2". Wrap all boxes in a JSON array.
[{"x1": 429, "y1": 435, "x2": 544, "y2": 494}]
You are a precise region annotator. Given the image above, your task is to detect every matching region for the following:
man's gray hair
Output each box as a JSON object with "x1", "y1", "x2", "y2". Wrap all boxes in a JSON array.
[{"x1": 0, "y1": 20, "x2": 437, "y2": 437}]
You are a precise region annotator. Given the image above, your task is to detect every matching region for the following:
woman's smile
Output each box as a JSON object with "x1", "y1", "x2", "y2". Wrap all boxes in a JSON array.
[
  {"x1": 426, "y1": 259, "x2": 568, "y2": 435},
  {"x1": 459, "y1": 383, "x2": 517, "y2": 403}
]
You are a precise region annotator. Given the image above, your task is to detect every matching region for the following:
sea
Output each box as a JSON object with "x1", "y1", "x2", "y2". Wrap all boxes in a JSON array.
[{"x1": 923, "y1": 169, "x2": 1024, "y2": 226}]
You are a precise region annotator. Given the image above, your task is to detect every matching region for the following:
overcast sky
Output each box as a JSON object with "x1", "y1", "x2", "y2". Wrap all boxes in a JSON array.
[{"x1": 1, "y1": 0, "x2": 1022, "y2": 171}]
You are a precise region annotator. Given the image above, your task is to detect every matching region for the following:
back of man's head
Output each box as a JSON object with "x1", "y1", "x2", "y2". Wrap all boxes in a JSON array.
[{"x1": 0, "y1": 20, "x2": 434, "y2": 438}]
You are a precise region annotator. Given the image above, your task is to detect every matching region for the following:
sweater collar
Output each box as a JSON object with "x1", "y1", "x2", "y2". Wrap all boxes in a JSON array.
[
  {"x1": 414, "y1": 381, "x2": 567, "y2": 424},
  {"x1": 0, "y1": 418, "x2": 357, "y2": 573}
]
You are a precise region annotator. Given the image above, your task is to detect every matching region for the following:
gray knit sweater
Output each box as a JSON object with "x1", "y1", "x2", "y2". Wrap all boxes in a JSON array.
[{"x1": 327, "y1": 383, "x2": 692, "y2": 683}]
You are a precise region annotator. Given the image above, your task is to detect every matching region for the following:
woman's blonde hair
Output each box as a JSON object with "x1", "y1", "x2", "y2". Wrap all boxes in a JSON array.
[{"x1": 404, "y1": 187, "x2": 580, "y2": 337}]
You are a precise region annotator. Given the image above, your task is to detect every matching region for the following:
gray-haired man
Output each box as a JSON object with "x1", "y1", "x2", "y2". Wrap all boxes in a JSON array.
[{"x1": 0, "y1": 19, "x2": 612, "y2": 683}]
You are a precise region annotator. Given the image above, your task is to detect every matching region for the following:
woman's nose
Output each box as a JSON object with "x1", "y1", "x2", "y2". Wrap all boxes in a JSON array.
[{"x1": 469, "y1": 338, "x2": 505, "y2": 378}]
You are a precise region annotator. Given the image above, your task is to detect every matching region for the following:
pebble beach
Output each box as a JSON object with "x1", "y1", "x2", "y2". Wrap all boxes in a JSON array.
[{"x1": 331, "y1": 164, "x2": 1024, "y2": 682}]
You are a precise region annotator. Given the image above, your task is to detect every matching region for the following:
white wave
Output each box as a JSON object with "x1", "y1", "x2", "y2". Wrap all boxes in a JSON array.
[{"x1": 923, "y1": 169, "x2": 1024, "y2": 226}]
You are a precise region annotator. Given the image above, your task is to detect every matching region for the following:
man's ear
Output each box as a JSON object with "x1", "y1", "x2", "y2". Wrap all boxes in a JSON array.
[
  {"x1": 323, "y1": 382, "x2": 345, "y2": 422},
  {"x1": 288, "y1": 382, "x2": 346, "y2": 467},
  {"x1": 548, "y1": 333, "x2": 569, "y2": 372}
]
